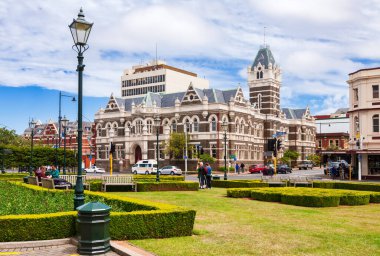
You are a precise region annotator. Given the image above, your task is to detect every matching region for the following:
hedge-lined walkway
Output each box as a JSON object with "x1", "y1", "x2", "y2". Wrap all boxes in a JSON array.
[{"x1": 113, "y1": 188, "x2": 380, "y2": 256}]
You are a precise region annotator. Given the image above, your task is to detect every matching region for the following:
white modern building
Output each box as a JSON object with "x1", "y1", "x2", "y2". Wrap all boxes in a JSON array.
[
  {"x1": 348, "y1": 67, "x2": 380, "y2": 180},
  {"x1": 121, "y1": 60, "x2": 209, "y2": 98}
]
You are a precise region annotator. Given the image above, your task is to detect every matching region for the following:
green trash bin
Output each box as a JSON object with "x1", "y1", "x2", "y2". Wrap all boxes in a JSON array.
[{"x1": 77, "y1": 202, "x2": 112, "y2": 255}]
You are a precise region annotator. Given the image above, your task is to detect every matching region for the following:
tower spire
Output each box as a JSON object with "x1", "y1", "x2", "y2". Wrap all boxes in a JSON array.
[{"x1": 263, "y1": 26, "x2": 266, "y2": 47}]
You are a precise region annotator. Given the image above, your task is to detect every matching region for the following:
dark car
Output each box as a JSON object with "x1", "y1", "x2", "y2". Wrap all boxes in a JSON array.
[
  {"x1": 249, "y1": 164, "x2": 267, "y2": 174},
  {"x1": 262, "y1": 166, "x2": 275, "y2": 176},
  {"x1": 276, "y1": 164, "x2": 292, "y2": 174}
]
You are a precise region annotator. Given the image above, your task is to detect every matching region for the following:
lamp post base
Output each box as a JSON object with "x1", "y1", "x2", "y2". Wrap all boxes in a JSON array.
[{"x1": 74, "y1": 195, "x2": 85, "y2": 210}]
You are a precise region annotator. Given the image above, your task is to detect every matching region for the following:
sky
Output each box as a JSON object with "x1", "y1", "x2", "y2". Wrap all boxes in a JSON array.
[{"x1": 1, "y1": 0, "x2": 380, "y2": 134}]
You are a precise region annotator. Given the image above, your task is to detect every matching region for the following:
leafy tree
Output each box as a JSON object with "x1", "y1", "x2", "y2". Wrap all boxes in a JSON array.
[
  {"x1": 307, "y1": 154, "x2": 321, "y2": 166},
  {"x1": 165, "y1": 132, "x2": 193, "y2": 159},
  {"x1": 199, "y1": 153, "x2": 215, "y2": 164},
  {"x1": 282, "y1": 150, "x2": 299, "y2": 167},
  {"x1": 0, "y1": 127, "x2": 28, "y2": 147}
]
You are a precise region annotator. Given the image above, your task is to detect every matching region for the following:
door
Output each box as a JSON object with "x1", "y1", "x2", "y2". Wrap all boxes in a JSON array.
[{"x1": 135, "y1": 145, "x2": 142, "y2": 164}]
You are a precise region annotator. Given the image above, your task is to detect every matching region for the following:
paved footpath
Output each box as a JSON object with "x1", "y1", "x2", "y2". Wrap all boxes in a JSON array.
[{"x1": 0, "y1": 239, "x2": 156, "y2": 256}]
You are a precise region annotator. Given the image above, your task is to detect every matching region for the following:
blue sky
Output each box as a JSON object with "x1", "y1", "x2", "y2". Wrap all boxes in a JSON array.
[{"x1": 1, "y1": 0, "x2": 380, "y2": 134}]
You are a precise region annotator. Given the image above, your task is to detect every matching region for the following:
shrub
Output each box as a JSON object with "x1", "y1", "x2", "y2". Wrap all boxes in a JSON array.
[
  {"x1": 133, "y1": 175, "x2": 184, "y2": 182},
  {"x1": 227, "y1": 188, "x2": 254, "y2": 198},
  {"x1": 0, "y1": 181, "x2": 196, "y2": 242},
  {"x1": 369, "y1": 193, "x2": 380, "y2": 203},
  {"x1": 338, "y1": 192, "x2": 370, "y2": 206},
  {"x1": 251, "y1": 189, "x2": 282, "y2": 202},
  {"x1": 87, "y1": 179, "x2": 102, "y2": 191},
  {"x1": 213, "y1": 180, "x2": 268, "y2": 188},
  {"x1": 280, "y1": 193, "x2": 340, "y2": 207},
  {"x1": 218, "y1": 167, "x2": 235, "y2": 172},
  {"x1": 313, "y1": 181, "x2": 380, "y2": 192},
  {"x1": 136, "y1": 181, "x2": 198, "y2": 192}
]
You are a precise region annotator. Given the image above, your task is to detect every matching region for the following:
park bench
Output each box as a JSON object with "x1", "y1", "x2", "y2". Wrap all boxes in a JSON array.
[
  {"x1": 41, "y1": 178, "x2": 71, "y2": 190},
  {"x1": 60, "y1": 175, "x2": 90, "y2": 190},
  {"x1": 261, "y1": 176, "x2": 288, "y2": 187},
  {"x1": 289, "y1": 177, "x2": 313, "y2": 187},
  {"x1": 101, "y1": 175, "x2": 136, "y2": 192},
  {"x1": 28, "y1": 176, "x2": 41, "y2": 186}
]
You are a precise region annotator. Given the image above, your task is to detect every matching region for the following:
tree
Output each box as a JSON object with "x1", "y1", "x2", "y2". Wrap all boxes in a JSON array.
[
  {"x1": 282, "y1": 150, "x2": 299, "y2": 167},
  {"x1": 307, "y1": 154, "x2": 321, "y2": 166},
  {"x1": 0, "y1": 127, "x2": 28, "y2": 147},
  {"x1": 199, "y1": 153, "x2": 215, "y2": 164}
]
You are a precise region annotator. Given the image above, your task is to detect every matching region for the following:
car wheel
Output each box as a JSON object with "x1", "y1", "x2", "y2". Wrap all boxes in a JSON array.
[
  {"x1": 158, "y1": 171, "x2": 161, "y2": 175},
  {"x1": 170, "y1": 171, "x2": 174, "y2": 175},
  {"x1": 145, "y1": 171, "x2": 149, "y2": 175},
  {"x1": 133, "y1": 171, "x2": 137, "y2": 175}
]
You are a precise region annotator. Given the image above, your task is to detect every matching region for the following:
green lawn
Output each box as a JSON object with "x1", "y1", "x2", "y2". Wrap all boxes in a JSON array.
[{"x1": 112, "y1": 188, "x2": 380, "y2": 256}]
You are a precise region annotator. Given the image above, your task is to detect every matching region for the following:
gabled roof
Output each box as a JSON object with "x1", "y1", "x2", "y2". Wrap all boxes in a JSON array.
[{"x1": 282, "y1": 108, "x2": 307, "y2": 120}]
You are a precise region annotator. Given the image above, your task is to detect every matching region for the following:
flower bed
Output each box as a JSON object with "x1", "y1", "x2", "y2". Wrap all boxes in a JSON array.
[
  {"x1": 0, "y1": 181, "x2": 196, "y2": 242},
  {"x1": 227, "y1": 187, "x2": 380, "y2": 207}
]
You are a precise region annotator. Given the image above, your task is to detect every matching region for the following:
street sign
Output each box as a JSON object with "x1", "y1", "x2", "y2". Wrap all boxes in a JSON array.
[
  {"x1": 230, "y1": 154, "x2": 235, "y2": 159},
  {"x1": 276, "y1": 131, "x2": 287, "y2": 136},
  {"x1": 184, "y1": 156, "x2": 188, "y2": 159}
]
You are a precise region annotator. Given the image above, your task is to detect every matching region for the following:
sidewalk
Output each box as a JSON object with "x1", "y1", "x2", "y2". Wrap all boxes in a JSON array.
[{"x1": 0, "y1": 238, "x2": 156, "y2": 256}]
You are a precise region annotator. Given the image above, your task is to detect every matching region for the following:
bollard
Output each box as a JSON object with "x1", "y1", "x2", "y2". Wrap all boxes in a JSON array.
[{"x1": 77, "y1": 202, "x2": 112, "y2": 255}]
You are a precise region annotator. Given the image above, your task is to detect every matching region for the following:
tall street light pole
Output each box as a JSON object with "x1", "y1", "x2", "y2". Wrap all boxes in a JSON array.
[
  {"x1": 184, "y1": 123, "x2": 188, "y2": 178},
  {"x1": 61, "y1": 116, "x2": 69, "y2": 175},
  {"x1": 28, "y1": 119, "x2": 37, "y2": 176},
  {"x1": 69, "y1": 8, "x2": 93, "y2": 210},
  {"x1": 154, "y1": 116, "x2": 161, "y2": 182},
  {"x1": 58, "y1": 91, "x2": 76, "y2": 153},
  {"x1": 109, "y1": 128, "x2": 115, "y2": 176},
  {"x1": 222, "y1": 119, "x2": 228, "y2": 180}
]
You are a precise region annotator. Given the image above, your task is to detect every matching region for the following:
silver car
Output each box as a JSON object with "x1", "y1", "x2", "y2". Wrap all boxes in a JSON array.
[{"x1": 158, "y1": 166, "x2": 182, "y2": 175}]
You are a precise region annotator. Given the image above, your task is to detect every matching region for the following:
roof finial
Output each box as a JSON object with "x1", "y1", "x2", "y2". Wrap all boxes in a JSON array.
[{"x1": 263, "y1": 26, "x2": 266, "y2": 47}]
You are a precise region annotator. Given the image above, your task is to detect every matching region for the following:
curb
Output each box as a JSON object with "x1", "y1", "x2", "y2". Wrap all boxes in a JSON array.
[{"x1": 0, "y1": 238, "x2": 71, "y2": 249}]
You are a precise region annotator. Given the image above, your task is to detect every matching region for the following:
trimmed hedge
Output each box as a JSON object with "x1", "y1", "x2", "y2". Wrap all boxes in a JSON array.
[
  {"x1": 133, "y1": 175, "x2": 185, "y2": 181},
  {"x1": 0, "y1": 173, "x2": 26, "y2": 181},
  {"x1": 0, "y1": 181, "x2": 196, "y2": 242},
  {"x1": 313, "y1": 181, "x2": 380, "y2": 192},
  {"x1": 227, "y1": 187, "x2": 380, "y2": 207},
  {"x1": 137, "y1": 181, "x2": 198, "y2": 192},
  {"x1": 213, "y1": 180, "x2": 268, "y2": 188}
]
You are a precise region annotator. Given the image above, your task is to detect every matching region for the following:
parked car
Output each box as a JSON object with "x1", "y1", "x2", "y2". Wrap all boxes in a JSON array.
[
  {"x1": 156, "y1": 166, "x2": 183, "y2": 175},
  {"x1": 298, "y1": 160, "x2": 313, "y2": 170},
  {"x1": 324, "y1": 162, "x2": 340, "y2": 176},
  {"x1": 84, "y1": 166, "x2": 106, "y2": 173},
  {"x1": 131, "y1": 159, "x2": 157, "y2": 174},
  {"x1": 262, "y1": 166, "x2": 274, "y2": 176},
  {"x1": 249, "y1": 164, "x2": 267, "y2": 173},
  {"x1": 276, "y1": 164, "x2": 292, "y2": 174}
]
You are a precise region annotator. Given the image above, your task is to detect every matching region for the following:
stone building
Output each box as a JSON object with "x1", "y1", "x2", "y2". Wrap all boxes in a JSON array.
[{"x1": 94, "y1": 46, "x2": 316, "y2": 172}]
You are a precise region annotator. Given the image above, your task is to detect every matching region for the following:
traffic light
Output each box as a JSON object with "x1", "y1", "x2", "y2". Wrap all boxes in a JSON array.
[
  {"x1": 277, "y1": 139, "x2": 283, "y2": 151},
  {"x1": 268, "y1": 139, "x2": 276, "y2": 151},
  {"x1": 110, "y1": 142, "x2": 115, "y2": 154}
]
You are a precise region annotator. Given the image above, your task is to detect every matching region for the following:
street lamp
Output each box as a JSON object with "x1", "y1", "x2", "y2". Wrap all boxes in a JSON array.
[
  {"x1": 28, "y1": 119, "x2": 37, "y2": 176},
  {"x1": 221, "y1": 119, "x2": 228, "y2": 180},
  {"x1": 58, "y1": 91, "x2": 76, "y2": 150},
  {"x1": 69, "y1": 8, "x2": 93, "y2": 210},
  {"x1": 109, "y1": 128, "x2": 115, "y2": 176},
  {"x1": 154, "y1": 116, "x2": 161, "y2": 182},
  {"x1": 61, "y1": 115, "x2": 69, "y2": 175}
]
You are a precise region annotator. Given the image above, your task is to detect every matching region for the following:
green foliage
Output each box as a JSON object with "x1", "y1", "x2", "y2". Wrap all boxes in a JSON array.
[
  {"x1": 218, "y1": 166, "x2": 235, "y2": 172},
  {"x1": 133, "y1": 175, "x2": 185, "y2": 181},
  {"x1": 0, "y1": 181, "x2": 196, "y2": 242},
  {"x1": 87, "y1": 179, "x2": 102, "y2": 191},
  {"x1": 0, "y1": 127, "x2": 28, "y2": 147},
  {"x1": 199, "y1": 153, "x2": 215, "y2": 164},
  {"x1": 307, "y1": 154, "x2": 321, "y2": 166},
  {"x1": 137, "y1": 181, "x2": 199, "y2": 192},
  {"x1": 313, "y1": 181, "x2": 380, "y2": 192},
  {"x1": 164, "y1": 132, "x2": 191, "y2": 159},
  {"x1": 227, "y1": 187, "x2": 380, "y2": 207},
  {"x1": 283, "y1": 150, "x2": 299, "y2": 166},
  {"x1": 279, "y1": 156, "x2": 291, "y2": 165},
  {"x1": 213, "y1": 180, "x2": 268, "y2": 188}
]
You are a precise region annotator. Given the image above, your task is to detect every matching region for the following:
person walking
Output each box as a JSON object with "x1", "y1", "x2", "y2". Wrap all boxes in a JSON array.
[
  {"x1": 235, "y1": 162, "x2": 240, "y2": 174},
  {"x1": 240, "y1": 162, "x2": 245, "y2": 173},
  {"x1": 197, "y1": 162, "x2": 206, "y2": 189},
  {"x1": 205, "y1": 163, "x2": 212, "y2": 189}
]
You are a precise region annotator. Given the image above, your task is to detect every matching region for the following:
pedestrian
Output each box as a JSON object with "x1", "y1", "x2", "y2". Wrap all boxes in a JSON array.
[
  {"x1": 197, "y1": 162, "x2": 206, "y2": 189},
  {"x1": 205, "y1": 163, "x2": 212, "y2": 189},
  {"x1": 339, "y1": 163, "x2": 345, "y2": 180},
  {"x1": 235, "y1": 162, "x2": 240, "y2": 174},
  {"x1": 240, "y1": 162, "x2": 245, "y2": 173}
]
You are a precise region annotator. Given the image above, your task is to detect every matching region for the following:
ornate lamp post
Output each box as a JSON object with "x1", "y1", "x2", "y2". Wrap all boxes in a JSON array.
[
  {"x1": 154, "y1": 116, "x2": 161, "y2": 182},
  {"x1": 221, "y1": 119, "x2": 228, "y2": 180},
  {"x1": 28, "y1": 119, "x2": 37, "y2": 176},
  {"x1": 61, "y1": 116, "x2": 69, "y2": 175},
  {"x1": 69, "y1": 8, "x2": 93, "y2": 210}
]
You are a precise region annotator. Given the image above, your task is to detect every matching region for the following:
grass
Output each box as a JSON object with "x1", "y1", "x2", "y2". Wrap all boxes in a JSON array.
[{"x1": 111, "y1": 188, "x2": 380, "y2": 256}]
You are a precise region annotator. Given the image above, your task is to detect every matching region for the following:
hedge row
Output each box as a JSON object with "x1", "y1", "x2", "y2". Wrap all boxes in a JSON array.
[
  {"x1": 133, "y1": 175, "x2": 185, "y2": 181},
  {"x1": 227, "y1": 187, "x2": 380, "y2": 207},
  {"x1": 0, "y1": 182, "x2": 196, "y2": 242},
  {"x1": 313, "y1": 181, "x2": 380, "y2": 192},
  {"x1": 0, "y1": 173, "x2": 26, "y2": 181},
  {"x1": 137, "y1": 181, "x2": 199, "y2": 192},
  {"x1": 213, "y1": 180, "x2": 268, "y2": 188}
]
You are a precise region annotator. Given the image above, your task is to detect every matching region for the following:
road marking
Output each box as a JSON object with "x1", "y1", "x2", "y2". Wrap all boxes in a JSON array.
[{"x1": 0, "y1": 253, "x2": 21, "y2": 255}]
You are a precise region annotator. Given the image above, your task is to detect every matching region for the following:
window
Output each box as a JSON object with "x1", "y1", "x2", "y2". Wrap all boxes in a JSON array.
[
  {"x1": 211, "y1": 117, "x2": 217, "y2": 132},
  {"x1": 373, "y1": 115, "x2": 379, "y2": 132},
  {"x1": 185, "y1": 119, "x2": 191, "y2": 133},
  {"x1": 373, "y1": 85, "x2": 379, "y2": 99},
  {"x1": 211, "y1": 145, "x2": 217, "y2": 158},
  {"x1": 318, "y1": 140, "x2": 322, "y2": 148},
  {"x1": 136, "y1": 120, "x2": 143, "y2": 134},
  {"x1": 193, "y1": 119, "x2": 199, "y2": 132},
  {"x1": 335, "y1": 140, "x2": 339, "y2": 147},
  {"x1": 146, "y1": 119, "x2": 153, "y2": 134},
  {"x1": 353, "y1": 88, "x2": 359, "y2": 101},
  {"x1": 171, "y1": 121, "x2": 177, "y2": 133}
]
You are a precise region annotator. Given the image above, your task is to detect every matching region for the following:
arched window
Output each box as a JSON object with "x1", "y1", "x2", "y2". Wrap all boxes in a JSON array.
[
  {"x1": 185, "y1": 119, "x2": 191, "y2": 133},
  {"x1": 136, "y1": 120, "x2": 143, "y2": 134},
  {"x1": 146, "y1": 119, "x2": 153, "y2": 134},
  {"x1": 210, "y1": 117, "x2": 217, "y2": 132},
  {"x1": 171, "y1": 120, "x2": 177, "y2": 133},
  {"x1": 235, "y1": 120, "x2": 240, "y2": 133},
  {"x1": 259, "y1": 71, "x2": 263, "y2": 79},
  {"x1": 373, "y1": 115, "x2": 379, "y2": 132},
  {"x1": 193, "y1": 118, "x2": 199, "y2": 132},
  {"x1": 240, "y1": 120, "x2": 245, "y2": 134}
]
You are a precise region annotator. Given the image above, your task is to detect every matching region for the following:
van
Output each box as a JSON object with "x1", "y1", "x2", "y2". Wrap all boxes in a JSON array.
[{"x1": 131, "y1": 160, "x2": 157, "y2": 174}]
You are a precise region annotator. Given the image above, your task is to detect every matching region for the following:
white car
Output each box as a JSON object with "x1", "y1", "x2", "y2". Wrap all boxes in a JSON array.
[
  {"x1": 157, "y1": 166, "x2": 182, "y2": 175},
  {"x1": 84, "y1": 166, "x2": 106, "y2": 173}
]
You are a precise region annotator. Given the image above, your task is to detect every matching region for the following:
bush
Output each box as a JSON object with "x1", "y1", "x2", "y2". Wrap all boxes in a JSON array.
[
  {"x1": 136, "y1": 182, "x2": 198, "y2": 192},
  {"x1": 313, "y1": 181, "x2": 380, "y2": 192},
  {"x1": 338, "y1": 192, "x2": 370, "y2": 206},
  {"x1": 87, "y1": 179, "x2": 102, "y2": 191},
  {"x1": 0, "y1": 181, "x2": 196, "y2": 242},
  {"x1": 0, "y1": 173, "x2": 26, "y2": 181},
  {"x1": 251, "y1": 189, "x2": 282, "y2": 202},
  {"x1": 213, "y1": 180, "x2": 268, "y2": 188},
  {"x1": 227, "y1": 188, "x2": 254, "y2": 198},
  {"x1": 218, "y1": 167, "x2": 235, "y2": 172},
  {"x1": 369, "y1": 193, "x2": 380, "y2": 203},
  {"x1": 280, "y1": 193, "x2": 340, "y2": 207},
  {"x1": 133, "y1": 175, "x2": 184, "y2": 181}
]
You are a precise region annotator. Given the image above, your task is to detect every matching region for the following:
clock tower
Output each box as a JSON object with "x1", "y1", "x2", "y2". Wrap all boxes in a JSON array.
[{"x1": 248, "y1": 45, "x2": 281, "y2": 116}]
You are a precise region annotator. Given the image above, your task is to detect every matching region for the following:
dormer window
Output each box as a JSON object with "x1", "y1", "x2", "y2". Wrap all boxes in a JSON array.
[{"x1": 189, "y1": 95, "x2": 194, "y2": 100}]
